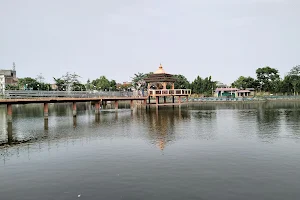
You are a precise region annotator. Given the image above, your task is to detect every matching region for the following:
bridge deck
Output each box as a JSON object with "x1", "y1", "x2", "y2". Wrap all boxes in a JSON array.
[{"x1": 0, "y1": 97, "x2": 148, "y2": 104}]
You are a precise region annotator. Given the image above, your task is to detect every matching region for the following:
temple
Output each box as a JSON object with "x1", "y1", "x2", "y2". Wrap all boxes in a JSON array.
[{"x1": 145, "y1": 64, "x2": 191, "y2": 106}]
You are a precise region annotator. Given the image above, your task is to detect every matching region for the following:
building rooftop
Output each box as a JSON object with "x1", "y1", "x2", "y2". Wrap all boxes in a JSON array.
[
  {"x1": 237, "y1": 90, "x2": 251, "y2": 93},
  {"x1": 215, "y1": 88, "x2": 239, "y2": 92},
  {"x1": 154, "y1": 64, "x2": 166, "y2": 74}
]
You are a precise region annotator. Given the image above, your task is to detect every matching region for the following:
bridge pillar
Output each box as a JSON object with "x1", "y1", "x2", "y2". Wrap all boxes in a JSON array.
[
  {"x1": 7, "y1": 104, "x2": 12, "y2": 123},
  {"x1": 43, "y1": 103, "x2": 49, "y2": 130},
  {"x1": 115, "y1": 100, "x2": 119, "y2": 110},
  {"x1": 7, "y1": 121, "x2": 12, "y2": 145},
  {"x1": 172, "y1": 96, "x2": 175, "y2": 108},
  {"x1": 44, "y1": 103, "x2": 49, "y2": 119},
  {"x1": 102, "y1": 100, "x2": 107, "y2": 109},
  {"x1": 72, "y1": 102, "x2": 77, "y2": 117},
  {"x1": 95, "y1": 101, "x2": 100, "y2": 114},
  {"x1": 156, "y1": 96, "x2": 159, "y2": 107},
  {"x1": 7, "y1": 104, "x2": 13, "y2": 144},
  {"x1": 73, "y1": 116, "x2": 77, "y2": 128},
  {"x1": 178, "y1": 96, "x2": 181, "y2": 104},
  {"x1": 44, "y1": 118, "x2": 48, "y2": 130},
  {"x1": 130, "y1": 100, "x2": 134, "y2": 110},
  {"x1": 164, "y1": 96, "x2": 166, "y2": 103}
]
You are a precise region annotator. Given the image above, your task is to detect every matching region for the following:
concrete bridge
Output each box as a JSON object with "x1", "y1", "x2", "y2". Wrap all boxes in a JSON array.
[
  {"x1": 0, "y1": 89, "x2": 190, "y2": 142},
  {"x1": 3, "y1": 90, "x2": 136, "y2": 98}
]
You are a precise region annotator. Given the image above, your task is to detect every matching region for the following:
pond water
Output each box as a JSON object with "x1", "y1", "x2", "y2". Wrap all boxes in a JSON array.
[{"x1": 1, "y1": 102, "x2": 300, "y2": 200}]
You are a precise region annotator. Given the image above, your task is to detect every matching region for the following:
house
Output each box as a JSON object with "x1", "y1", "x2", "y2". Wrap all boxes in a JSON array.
[
  {"x1": 214, "y1": 88, "x2": 239, "y2": 98},
  {"x1": 246, "y1": 88, "x2": 255, "y2": 96},
  {"x1": 214, "y1": 87, "x2": 254, "y2": 98}
]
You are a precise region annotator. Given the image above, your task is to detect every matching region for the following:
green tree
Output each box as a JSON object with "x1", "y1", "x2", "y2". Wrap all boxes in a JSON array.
[
  {"x1": 174, "y1": 74, "x2": 190, "y2": 89},
  {"x1": 18, "y1": 77, "x2": 39, "y2": 90},
  {"x1": 190, "y1": 75, "x2": 216, "y2": 96},
  {"x1": 132, "y1": 72, "x2": 147, "y2": 90},
  {"x1": 91, "y1": 76, "x2": 111, "y2": 91},
  {"x1": 287, "y1": 65, "x2": 300, "y2": 95},
  {"x1": 110, "y1": 80, "x2": 117, "y2": 91},
  {"x1": 53, "y1": 72, "x2": 81, "y2": 91},
  {"x1": 256, "y1": 66, "x2": 280, "y2": 92},
  {"x1": 5, "y1": 84, "x2": 19, "y2": 90},
  {"x1": 86, "y1": 79, "x2": 93, "y2": 91},
  {"x1": 53, "y1": 78, "x2": 66, "y2": 91},
  {"x1": 72, "y1": 82, "x2": 86, "y2": 91},
  {"x1": 232, "y1": 76, "x2": 259, "y2": 89},
  {"x1": 62, "y1": 72, "x2": 81, "y2": 91}
]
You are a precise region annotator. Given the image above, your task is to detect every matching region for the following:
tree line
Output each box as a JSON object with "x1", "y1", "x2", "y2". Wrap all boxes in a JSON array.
[
  {"x1": 5, "y1": 65, "x2": 300, "y2": 96},
  {"x1": 232, "y1": 65, "x2": 300, "y2": 95}
]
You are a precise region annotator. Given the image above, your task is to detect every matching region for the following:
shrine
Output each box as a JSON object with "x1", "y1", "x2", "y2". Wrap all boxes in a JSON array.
[{"x1": 144, "y1": 64, "x2": 191, "y2": 106}]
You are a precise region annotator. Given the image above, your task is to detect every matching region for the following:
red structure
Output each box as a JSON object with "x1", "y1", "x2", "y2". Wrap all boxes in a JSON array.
[{"x1": 144, "y1": 64, "x2": 191, "y2": 107}]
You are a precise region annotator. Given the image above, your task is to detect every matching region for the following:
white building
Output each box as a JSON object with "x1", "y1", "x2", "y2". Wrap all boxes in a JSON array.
[{"x1": 0, "y1": 74, "x2": 5, "y2": 95}]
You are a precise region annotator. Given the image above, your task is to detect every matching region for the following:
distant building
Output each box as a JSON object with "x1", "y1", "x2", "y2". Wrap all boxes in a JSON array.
[
  {"x1": 116, "y1": 81, "x2": 133, "y2": 91},
  {"x1": 0, "y1": 63, "x2": 18, "y2": 85},
  {"x1": 246, "y1": 88, "x2": 256, "y2": 96},
  {"x1": 0, "y1": 74, "x2": 5, "y2": 94},
  {"x1": 214, "y1": 87, "x2": 253, "y2": 98},
  {"x1": 216, "y1": 81, "x2": 228, "y2": 88}
]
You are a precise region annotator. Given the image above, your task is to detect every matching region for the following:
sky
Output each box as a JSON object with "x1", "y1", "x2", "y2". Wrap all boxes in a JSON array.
[{"x1": 0, "y1": 0, "x2": 299, "y2": 85}]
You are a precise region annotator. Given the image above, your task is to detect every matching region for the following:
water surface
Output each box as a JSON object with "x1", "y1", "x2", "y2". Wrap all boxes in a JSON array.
[{"x1": 1, "y1": 102, "x2": 300, "y2": 200}]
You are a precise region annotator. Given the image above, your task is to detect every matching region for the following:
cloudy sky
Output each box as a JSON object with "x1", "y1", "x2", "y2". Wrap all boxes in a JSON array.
[{"x1": 0, "y1": 0, "x2": 299, "y2": 84}]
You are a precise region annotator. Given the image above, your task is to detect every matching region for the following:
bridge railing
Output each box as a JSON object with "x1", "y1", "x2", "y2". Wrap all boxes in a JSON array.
[
  {"x1": 148, "y1": 89, "x2": 191, "y2": 96},
  {"x1": 4, "y1": 90, "x2": 138, "y2": 98}
]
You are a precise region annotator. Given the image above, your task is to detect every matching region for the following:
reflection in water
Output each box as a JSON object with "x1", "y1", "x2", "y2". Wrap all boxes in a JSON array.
[
  {"x1": 256, "y1": 105, "x2": 281, "y2": 140},
  {"x1": 1, "y1": 101, "x2": 300, "y2": 154},
  {"x1": 73, "y1": 116, "x2": 77, "y2": 128},
  {"x1": 44, "y1": 119, "x2": 48, "y2": 130},
  {"x1": 7, "y1": 122, "x2": 12, "y2": 145},
  {"x1": 2, "y1": 102, "x2": 300, "y2": 200}
]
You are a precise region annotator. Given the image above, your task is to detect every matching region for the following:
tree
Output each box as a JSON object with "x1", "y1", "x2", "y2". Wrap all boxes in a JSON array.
[
  {"x1": 110, "y1": 80, "x2": 117, "y2": 91},
  {"x1": 5, "y1": 84, "x2": 19, "y2": 90},
  {"x1": 86, "y1": 79, "x2": 93, "y2": 91},
  {"x1": 72, "y1": 82, "x2": 86, "y2": 91},
  {"x1": 132, "y1": 72, "x2": 147, "y2": 90},
  {"x1": 17, "y1": 77, "x2": 50, "y2": 90},
  {"x1": 190, "y1": 75, "x2": 216, "y2": 96},
  {"x1": 53, "y1": 72, "x2": 81, "y2": 91},
  {"x1": 174, "y1": 74, "x2": 190, "y2": 89},
  {"x1": 18, "y1": 77, "x2": 39, "y2": 90},
  {"x1": 62, "y1": 72, "x2": 81, "y2": 91},
  {"x1": 256, "y1": 66, "x2": 280, "y2": 92},
  {"x1": 287, "y1": 65, "x2": 300, "y2": 95},
  {"x1": 232, "y1": 76, "x2": 259, "y2": 89},
  {"x1": 36, "y1": 73, "x2": 45, "y2": 83},
  {"x1": 53, "y1": 77, "x2": 65, "y2": 91},
  {"x1": 91, "y1": 76, "x2": 111, "y2": 91}
]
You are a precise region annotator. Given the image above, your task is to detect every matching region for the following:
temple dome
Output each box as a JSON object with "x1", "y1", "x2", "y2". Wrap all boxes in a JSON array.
[{"x1": 154, "y1": 63, "x2": 166, "y2": 74}]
